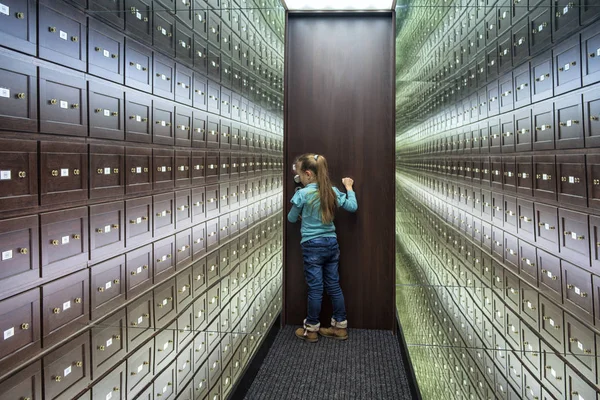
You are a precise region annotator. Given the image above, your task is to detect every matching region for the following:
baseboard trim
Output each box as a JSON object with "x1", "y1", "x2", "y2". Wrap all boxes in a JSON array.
[
  {"x1": 395, "y1": 314, "x2": 422, "y2": 400},
  {"x1": 228, "y1": 313, "x2": 281, "y2": 400}
]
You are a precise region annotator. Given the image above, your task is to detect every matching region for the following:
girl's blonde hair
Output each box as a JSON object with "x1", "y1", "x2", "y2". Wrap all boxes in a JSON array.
[{"x1": 296, "y1": 153, "x2": 336, "y2": 224}]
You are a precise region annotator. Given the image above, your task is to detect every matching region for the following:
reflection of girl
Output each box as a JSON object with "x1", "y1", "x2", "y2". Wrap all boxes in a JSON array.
[{"x1": 287, "y1": 154, "x2": 358, "y2": 342}]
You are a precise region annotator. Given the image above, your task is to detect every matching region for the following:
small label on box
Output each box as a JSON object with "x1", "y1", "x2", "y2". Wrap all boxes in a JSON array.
[
  {"x1": 104, "y1": 225, "x2": 111, "y2": 233},
  {"x1": 181, "y1": 285, "x2": 186, "y2": 292},
  {"x1": 137, "y1": 364, "x2": 144, "y2": 373},
  {"x1": 546, "y1": 270, "x2": 553, "y2": 278},
  {"x1": 136, "y1": 266, "x2": 142, "y2": 274},
  {"x1": 136, "y1": 217, "x2": 142, "y2": 224},
  {"x1": 105, "y1": 281, "x2": 111, "y2": 289},
  {"x1": 161, "y1": 74, "x2": 166, "y2": 80},
  {"x1": 162, "y1": 298, "x2": 168, "y2": 306},
  {"x1": 564, "y1": 63, "x2": 570, "y2": 71},
  {"x1": 136, "y1": 167, "x2": 142, "y2": 173},
  {"x1": 181, "y1": 362, "x2": 187, "y2": 370},
  {"x1": 136, "y1": 63, "x2": 141, "y2": 70},
  {"x1": 544, "y1": 223, "x2": 550, "y2": 230},
  {"x1": 564, "y1": 5, "x2": 569, "y2": 14},
  {"x1": 60, "y1": 30, "x2": 68, "y2": 40},
  {"x1": 0, "y1": 88, "x2": 9, "y2": 98},
  {"x1": 575, "y1": 286, "x2": 581, "y2": 295},
  {"x1": 104, "y1": 167, "x2": 111, "y2": 175},
  {"x1": 103, "y1": 49, "x2": 110, "y2": 58},
  {"x1": 61, "y1": 168, "x2": 69, "y2": 177},
  {"x1": 161, "y1": 28, "x2": 166, "y2": 36},
  {"x1": 0, "y1": 4, "x2": 9, "y2": 15},
  {"x1": 63, "y1": 301, "x2": 71, "y2": 311},
  {"x1": 64, "y1": 366, "x2": 71, "y2": 377},
  {"x1": 4, "y1": 327, "x2": 14, "y2": 340},
  {"x1": 569, "y1": 176, "x2": 575, "y2": 183},
  {"x1": 527, "y1": 301, "x2": 532, "y2": 309},
  {"x1": 161, "y1": 121, "x2": 166, "y2": 127},
  {"x1": 106, "y1": 392, "x2": 112, "y2": 400},
  {"x1": 163, "y1": 341, "x2": 169, "y2": 350},
  {"x1": 60, "y1": 100, "x2": 68, "y2": 109},
  {"x1": 2, "y1": 250, "x2": 12, "y2": 261},
  {"x1": 572, "y1": 232, "x2": 577, "y2": 239},
  {"x1": 62, "y1": 235, "x2": 69, "y2": 244},
  {"x1": 549, "y1": 318, "x2": 555, "y2": 327},
  {"x1": 0, "y1": 170, "x2": 10, "y2": 180},
  {"x1": 137, "y1": 316, "x2": 143, "y2": 324},
  {"x1": 136, "y1": 11, "x2": 141, "y2": 19},
  {"x1": 538, "y1": 24, "x2": 544, "y2": 32},
  {"x1": 567, "y1": 120, "x2": 572, "y2": 127},
  {"x1": 136, "y1": 115, "x2": 141, "y2": 122},
  {"x1": 163, "y1": 385, "x2": 168, "y2": 393},
  {"x1": 103, "y1": 109, "x2": 110, "y2": 117}
]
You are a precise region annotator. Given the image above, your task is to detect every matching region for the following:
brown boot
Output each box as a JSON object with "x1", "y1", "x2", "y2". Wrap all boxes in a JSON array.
[
  {"x1": 319, "y1": 319, "x2": 348, "y2": 340},
  {"x1": 295, "y1": 320, "x2": 319, "y2": 343}
]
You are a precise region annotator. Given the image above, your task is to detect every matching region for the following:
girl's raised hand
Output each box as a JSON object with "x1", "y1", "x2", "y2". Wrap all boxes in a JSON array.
[{"x1": 342, "y1": 177, "x2": 354, "y2": 188}]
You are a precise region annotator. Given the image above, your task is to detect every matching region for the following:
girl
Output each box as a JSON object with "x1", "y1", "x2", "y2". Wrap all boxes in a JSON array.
[{"x1": 287, "y1": 153, "x2": 358, "y2": 342}]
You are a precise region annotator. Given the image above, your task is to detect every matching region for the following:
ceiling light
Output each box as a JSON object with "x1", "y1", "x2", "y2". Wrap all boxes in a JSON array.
[{"x1": 285, "y1": 0, "x2": 394, "y2": 10}]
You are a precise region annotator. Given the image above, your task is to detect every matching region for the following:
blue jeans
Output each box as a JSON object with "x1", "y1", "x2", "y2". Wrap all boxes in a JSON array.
[{"x1": 301, "y1": 237, "x2": 347, "y2": 326}]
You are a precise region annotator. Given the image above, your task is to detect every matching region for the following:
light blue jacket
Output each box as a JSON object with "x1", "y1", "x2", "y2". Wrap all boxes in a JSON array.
[{"x1": 287, "y1": 183, "x2": 358, "y2": 243}]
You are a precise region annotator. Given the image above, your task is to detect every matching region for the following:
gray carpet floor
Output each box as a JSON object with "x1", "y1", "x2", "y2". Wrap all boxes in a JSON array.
[{"x1": 243, "y1": 326, "x2": 413, "y2": 400}]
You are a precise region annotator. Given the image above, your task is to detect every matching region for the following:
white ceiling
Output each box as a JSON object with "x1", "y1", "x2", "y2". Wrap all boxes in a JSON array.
[{"x1": 283, "y1": 0, "x2": 394, "y2": 11}]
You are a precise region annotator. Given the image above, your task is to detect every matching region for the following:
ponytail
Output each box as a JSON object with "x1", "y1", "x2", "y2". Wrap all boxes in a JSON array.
[{"x1": 296, "y1": 153, "x2": 336, "y2": 224}]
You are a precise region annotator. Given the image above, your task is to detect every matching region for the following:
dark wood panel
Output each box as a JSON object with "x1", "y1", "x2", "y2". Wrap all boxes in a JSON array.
[{"x1": 284, "y1": 13, "x2": 395, "y2": 330}]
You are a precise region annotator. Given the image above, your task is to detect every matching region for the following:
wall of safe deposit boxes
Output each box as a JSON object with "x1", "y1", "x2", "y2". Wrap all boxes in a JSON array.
[
  {"x1": 395, "y1": 0, "x2": 600, "y2": 398},
  {"x1": 0, "y1": 0, "x2": 285, "y2": 399}
]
